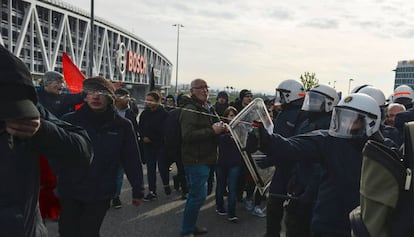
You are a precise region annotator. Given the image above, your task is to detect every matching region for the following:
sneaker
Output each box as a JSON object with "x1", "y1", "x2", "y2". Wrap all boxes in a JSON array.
[
  {"x1": 252, "y1": 206, "x2": 266, "y2": 218},
  {"x1": 245, "y1": 199, "x2": 254, "y2": 211},
  {"x1": 112, "y1": 196, "x2": 122, "y2": 209},
  {"x1": 143, "y1": 192, "x2": 157, "y2": 201},
  {"x1": 227, "y1": 215, "x2": 238, "y2": 223},
  {"x1": 216, "y1": 207, "x2": 227, "y2": 216},
  {"x1": 164, "y1": 185, "x2": 172, "y2": 196},
  {"x1": 194, "y1": 226, "x2": 208, "y2": 235}
]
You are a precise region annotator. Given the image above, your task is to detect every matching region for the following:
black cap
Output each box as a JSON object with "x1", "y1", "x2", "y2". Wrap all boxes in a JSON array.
[
  {"x1": 0, "y1": 45, "x2": 40, "y2": 120},
  {"x1": 114, "y1": 88, "x2": 130, "y2": 97}
]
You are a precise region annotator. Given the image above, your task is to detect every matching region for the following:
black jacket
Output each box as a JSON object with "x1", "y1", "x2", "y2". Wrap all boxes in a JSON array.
[
  {"x1": 37, "y1": 88, "x2": 83, "y2": 118},
  {"x1": 0, "y1": 104, "x2": 92, "y2": 237},
  {"x1": 138, "y1": 106, "x2": 168, "y2": 146},
  {"x1": 266, "y1": 130, "x2": 368, "y2": 236},
  {"x1": 60, "y1": 105, "x2": 144, "y2": 201}
]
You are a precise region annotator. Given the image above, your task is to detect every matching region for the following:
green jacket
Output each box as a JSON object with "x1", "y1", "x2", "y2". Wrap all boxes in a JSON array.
[{"x1": 180, "y1": 96, "x2": 218, "y2": 165}]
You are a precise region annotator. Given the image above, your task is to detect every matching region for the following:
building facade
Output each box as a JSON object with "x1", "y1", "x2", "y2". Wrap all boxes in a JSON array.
[
  {"x1": 0, "y1": 0, "x2": 172, "y2": 99},
  {"x1": 394, "y1": 59, "x2": 414, "y2": 89}
]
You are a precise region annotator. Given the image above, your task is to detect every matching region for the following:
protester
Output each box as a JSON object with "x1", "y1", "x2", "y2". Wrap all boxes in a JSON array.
[
  {"x1": 37, "y1": 71, "x2": 83, "y2": 118},
  {"x1": 58, "y1": 76, "x2": 144, "y2": 237},
  {"x1": 112, "y1": 88, "x2": 140, "y2": 209},
  {"x1": 214, "y1": 91, "x2": 229, "y2": 117},
  {"x1": 139, "y1": 91, "x2": 171, "y2": 200},
  {"x1": 385, "y1": 103, "x2": 406, "y2": 127},
  {"x1": 165, "y1": 94, "x2": 176, "y2": 111},
  {"x1": 180, "y1": 78, "x2": 225, "y2": 237},
  {"x1": 165, "y1": 94, "x2": 189, "y2": 199},
  {"x1": 234, "y1": 89, "x2": 254, "y2": 202},
  {"x1": 0, "y1": 45, "x2": 92, "y2": 237},
  {"x1": 215, "y1": 106, "x2": 244, "y2": 223},
  {"x1": 36, "y1": 71, "x2": 85, "y2": 222}
]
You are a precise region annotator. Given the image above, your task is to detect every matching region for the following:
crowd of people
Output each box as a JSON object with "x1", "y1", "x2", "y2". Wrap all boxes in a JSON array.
[{"x1": 3, "y1": 41, "x2": 414, "y2": 236}]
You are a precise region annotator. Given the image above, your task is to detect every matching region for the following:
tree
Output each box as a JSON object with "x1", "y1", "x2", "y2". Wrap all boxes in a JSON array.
[{"x1": 300, "y1": 72, "x2": 319, "y2": 91}]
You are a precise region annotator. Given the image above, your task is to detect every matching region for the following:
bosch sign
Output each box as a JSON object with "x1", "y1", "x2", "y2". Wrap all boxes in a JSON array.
[{"x1": 126, "y1": 51, "x2": 147, "y2": 74}]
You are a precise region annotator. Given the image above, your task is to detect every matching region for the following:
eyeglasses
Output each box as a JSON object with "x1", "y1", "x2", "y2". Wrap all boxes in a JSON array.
[
  {"x1": 84, "y1": 89, "x2": 110, "y2": 96},
  {"x1": 116, "y1": 95, "x2": 130, "y2": 99},
  {"x1": 166, "y1": 98, "x2": 174, "y2": 101},
  {"x1": 192, "y1": 86, "x2": 209, "y2": 91}
]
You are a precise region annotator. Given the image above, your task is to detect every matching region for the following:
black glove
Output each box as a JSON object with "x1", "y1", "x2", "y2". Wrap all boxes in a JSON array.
[
  {"x1": 245, "y1": 131, "x2": 259, "y2": 153},
  {"x1": 245, "y1": 121, "x2": 272, "y2": 154},
  {"x1": 254, "y1": 122, "x2": 271, "y2": 153}
]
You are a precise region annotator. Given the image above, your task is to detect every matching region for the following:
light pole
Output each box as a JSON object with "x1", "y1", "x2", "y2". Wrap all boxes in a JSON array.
[
  {"x1": 89, "y1": 0, "x2": 94, "y2": 77},
  {"x1": 173, "y1": 24, "x2": 184, "y2": 94},
  {"x1": 333, "y1": 80, "x2": 337, "y2": 89},
  {"x1": 348, "y1": 78, "x2": 354, "y2": 94}
]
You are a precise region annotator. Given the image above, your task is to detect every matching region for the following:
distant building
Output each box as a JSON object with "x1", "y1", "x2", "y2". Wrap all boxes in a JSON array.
[
  {"x1": 394, "y1": 59, "x2": 414, "y2": 89},
  {"x1": 0, "y1": 0, "x2": 172, "y2": 100}
]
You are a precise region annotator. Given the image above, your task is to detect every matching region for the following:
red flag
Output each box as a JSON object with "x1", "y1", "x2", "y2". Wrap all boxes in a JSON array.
[{"x1": 62, "y1": 52, "x2": 86, "y2": 93}]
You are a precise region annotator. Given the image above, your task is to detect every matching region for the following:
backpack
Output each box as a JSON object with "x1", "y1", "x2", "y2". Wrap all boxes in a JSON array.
[
  {"x1": 164, "y1": 108, "x2": 182, "y2": 165},
  {"x1": 350, "y1": 122, "x2": 414, "y2": 237}
]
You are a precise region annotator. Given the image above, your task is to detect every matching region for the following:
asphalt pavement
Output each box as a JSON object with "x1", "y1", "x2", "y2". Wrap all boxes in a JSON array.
[{"x1": 45, "y1": 167, "x2": 268, "y2": 237}]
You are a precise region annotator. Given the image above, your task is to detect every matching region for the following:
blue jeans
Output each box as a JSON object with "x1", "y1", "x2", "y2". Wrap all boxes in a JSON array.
[
  {"x1": 181, "y1": 165, "x2": 210, "y2": 235},
  {"x1": 115, "y1": 166, "x2": 124, "y2": 196},
  {"x1": 143, "y1": 143, "x2": 169, "y2": 193},
  {"x1": 215, "y1": 165, "x2": 241, "y2": 217}
]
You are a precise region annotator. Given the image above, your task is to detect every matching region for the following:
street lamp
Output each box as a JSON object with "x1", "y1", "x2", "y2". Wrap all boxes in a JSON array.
[
  {"x1": 348, "y1": 78, "x2": 354, "y2": 94},
  {"x1": 173, "y1": 24, "x2": 184, "y2": 94},
  {"x1": 89, "y1": 0, "x2": 94, "y2": 77}
]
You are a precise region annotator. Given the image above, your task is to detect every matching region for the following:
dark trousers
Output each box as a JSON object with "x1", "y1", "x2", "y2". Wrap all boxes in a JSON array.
[
  {"x1": 285, "y1": 200, "x2": 313, "y2": 237},
  {"x1": 265, "y1": 195, "x2": 284, "y2": 237},
  {"x1": 175, "y1": 159, "x2": 188, "y2": 192},
  {"x1": 144, "y1": 144, "x2": 169, "y2": 192},
  {"x1": 58, "y1": 198, "x2": 110, "y2": 237}
]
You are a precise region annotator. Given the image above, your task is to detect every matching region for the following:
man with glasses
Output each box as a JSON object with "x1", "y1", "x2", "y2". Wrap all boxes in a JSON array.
[
  {"x1": 180, "y1": 79, "x2": 225, "y2": 237},
  {"x1": 58, "y1": 77, "x2": 144, "y2": 237}
]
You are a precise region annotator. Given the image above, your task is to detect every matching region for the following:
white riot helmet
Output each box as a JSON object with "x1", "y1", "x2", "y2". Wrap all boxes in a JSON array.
[
  {"x1": 275, "y1": 79, "x2": 305, "y2": 105},
  {"x1": 393, "y1": 85, "x2": 414, "y2": 109},
  {"x1": 357, "y1": 86, "x2": 387, "y2": 123},
  {"x1": 350, "y1": 84, "x2": 370, "y2": 94},
  {"x1": 358, "y1": 86, "x2": 386, "y2": 107},
  {"x1": 301, "y1": 84, "x2": 339, "y2": 112},
  {"x1": 329, "y1": 93, "x2": 381, "y2": 138}
]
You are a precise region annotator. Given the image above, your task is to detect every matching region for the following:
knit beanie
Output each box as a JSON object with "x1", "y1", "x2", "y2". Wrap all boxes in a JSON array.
[
  {"x1": 239, "y1": 89, "x2": 252, "y2": 100},
  {"x1": 43, "y1": 71, "x2": 64, "y2": 86},
  {"x1": 217, "y1": 91, "x2": 229, "y2": 101}
]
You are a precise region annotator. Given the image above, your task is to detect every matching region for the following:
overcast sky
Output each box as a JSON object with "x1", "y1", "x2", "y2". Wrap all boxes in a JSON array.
[{"x1": 68, "y1": 0, "x2": 414, "y2": 96}]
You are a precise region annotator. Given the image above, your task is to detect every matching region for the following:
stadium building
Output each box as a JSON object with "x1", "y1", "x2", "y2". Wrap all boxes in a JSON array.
[
  {"x1": 394, "y1": 59, "x2": 414, "y2": 89},
  {"x1": 0, "y1": 0, "x2": 172, "y2": 100}
]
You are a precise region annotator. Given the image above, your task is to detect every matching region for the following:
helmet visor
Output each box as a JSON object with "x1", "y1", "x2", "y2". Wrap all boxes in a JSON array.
[
  {"x1": 275, "y1": 89, "x2": 288, "y2": 105},
  {"x1": 329, "y1": 107, "x2": 366, "y2": 138},
  {"x1": 302, "y1": 91, "x2": 326, "y2": 112}
]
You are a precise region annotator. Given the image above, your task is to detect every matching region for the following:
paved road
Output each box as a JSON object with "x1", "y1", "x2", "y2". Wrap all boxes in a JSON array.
[{"x1": 45, "y1": 167, "x2": 268, "y2": 237}]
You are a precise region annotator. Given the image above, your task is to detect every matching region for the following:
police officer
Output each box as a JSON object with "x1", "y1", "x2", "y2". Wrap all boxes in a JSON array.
[
  {"x1": 264, "y1": 79, "x2": 306, "y2": 237},
  {"x1": 284, "y1": 84, "x2": 338, "y2": 237},
  {"x1": 253, "y1": 93, "x2": 383, "y2": 237},
  {"x1": 356, "y1": 86, "x2": 402, "y2": 147}
]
